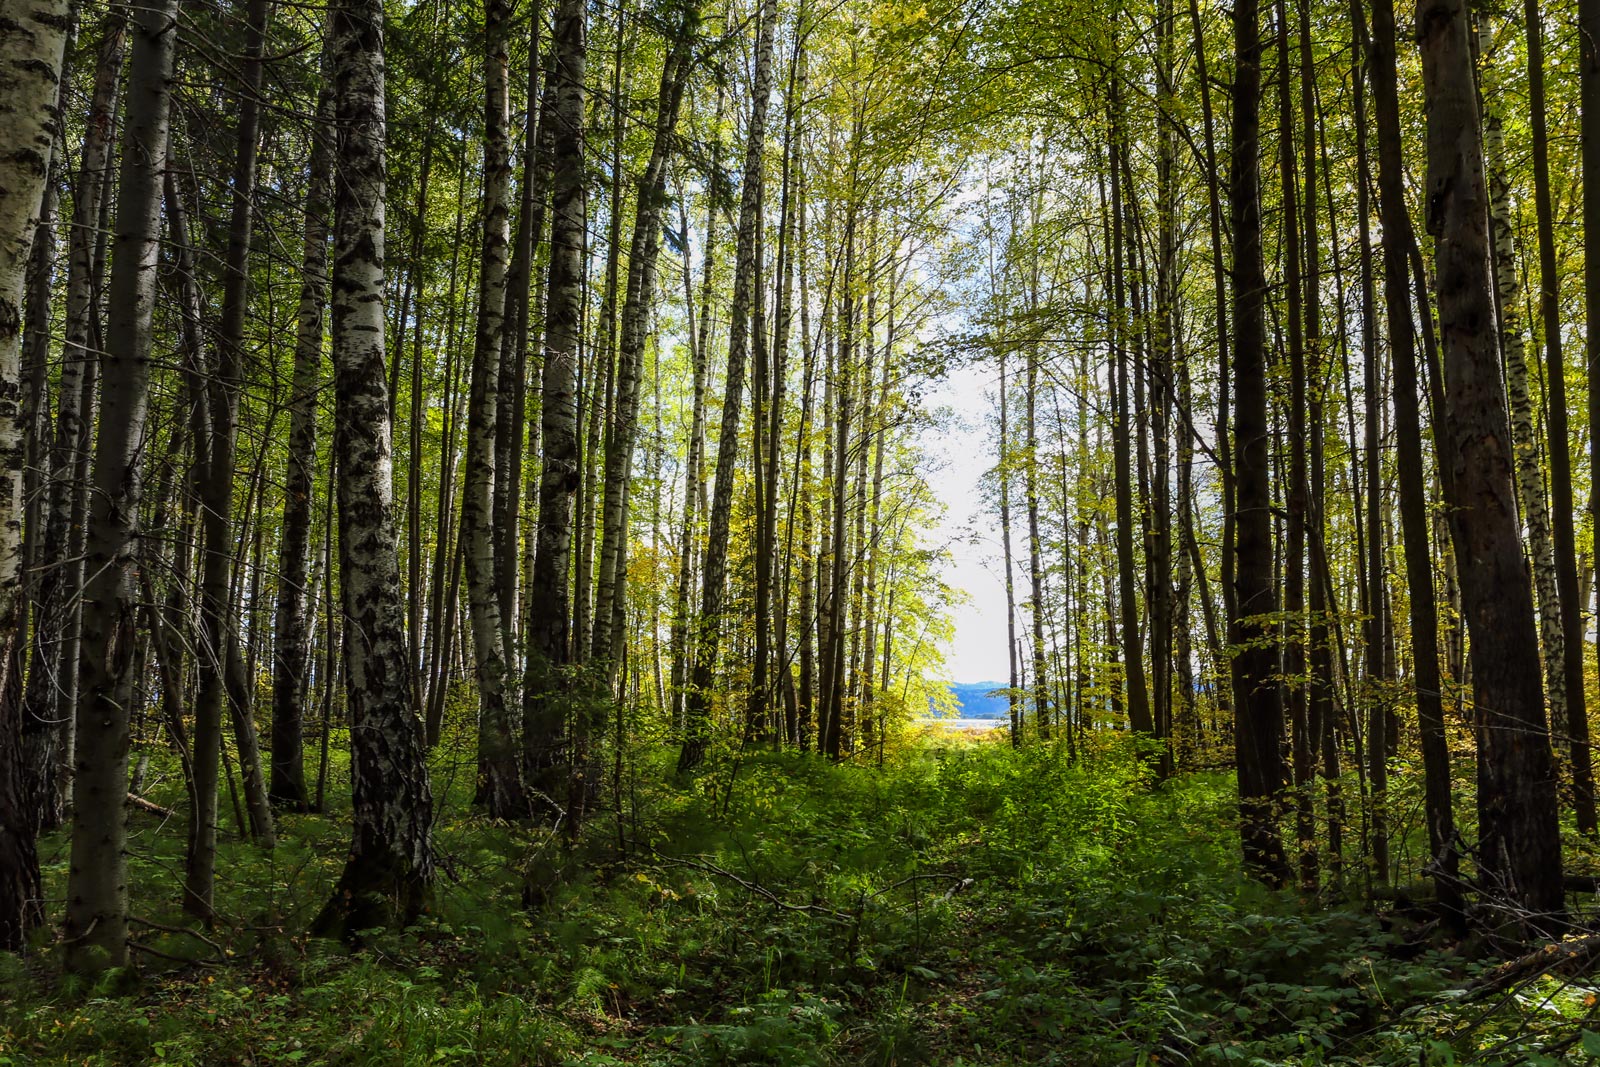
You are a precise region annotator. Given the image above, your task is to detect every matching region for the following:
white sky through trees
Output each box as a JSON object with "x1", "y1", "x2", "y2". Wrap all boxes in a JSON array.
[{"x1": 923, "y1": 359, "x2": 1010, "y2": 684}]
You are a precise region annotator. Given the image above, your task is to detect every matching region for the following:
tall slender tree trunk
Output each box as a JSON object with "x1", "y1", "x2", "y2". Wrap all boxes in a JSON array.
[
  {"x1": 1151, "y1": 10, "x2": 1179, "y2": 775},
  {"x1": 404, "y1": 134, "x2": 436, "y2": 708},
  {"x1": 1111, "y1": 88, "x2": 1155, "y2": 743},
  {"x1": 1181, "y1": 0, "x2": 1235, "y2": 751},
  {"x1": 582, "y1": 2, "x2": 697, "y2": 826},
  {"x1": 1521, "y1": 0, "x2": 1596, "y2": 837},
  {"x1": 678, "y1": 0, "x2": 779, "y2": 771},
  {"x1": 1583, "y1": 0, "x2": 1600, "y2": 833},
  {"x1": 1024, "y1": 277, "x2": 1050, "y2": 741},
  {"x1": 23, "y1": 14, "x2": 125, "y2": 837},
  {"x1": 1229, "y1": 0, "x2": 1289, "y2": 885},
  {"x1": 862, "y1": 316, "x2": 889, "y2": 751},
  {"x1": 1300, "y1": 0, "x2": 1337, "y2": 887},
  {"x1": 793, "y1": 146, "x2": 815, "y2": 751},
  {"x1": 1481, "y1": 19, "x2": 1564, "y2": 833},
  {"x1": 574, "y1": 12, "x2": 627, "y2": 666},
  {"x1": 821, "y1": 232, "x2": 855, "y2": 759},
  {"x1": 270, "y1": 76, "x2": 334, "y2": 812},
  {"x1": 424, "y1": 145, "x2": 472, "y2": 746},
  {"x1": 669, "y1": 162, "x2": 715, "y2": 731},
  {"x1": 767, "y1": 47, "x2": 802, "y2": 747},
  {"x1": 1275, "y1": 0, "x2": 1314, "y2": 889},
  {"x1": 464, "y1": 0, "x2": 527, "y2": 820},
  {"x1": 1187, "y1": 0, "x2": 1234, "y2": 683},
  {"x1": 497, "y1": 23, "x2": 550, "y2": 673},
  {"x1": 848, "y1": 254, "x2": 873, "y2": 750},
  {"x1": 17, "y1": 125, "x2": 58, "y2": 836},
  {"x1": 749, "y1": 149, "x2": 776, "y2": 741},
  {"x1": 313, "y1": 0, "x2": 435, "y2": 937},
  {"x1": 999, "y1": 349, "x2": 1020, "y2": 746},
  {"x1": 525, "y1": 0, "x2": 589, "y2": 803},
  {"x1": 63, "y1": 0, "x2": 179, "y2": 975},
  {"x1": 593, "y1": 5, "x2": 698, "y2": 671},
  {"x1": 1369, "y1": 0, "x2": 1458, "y2": 908},
  {"x1": 184, "y1": 0, "x2": 276, "y2": 921}
]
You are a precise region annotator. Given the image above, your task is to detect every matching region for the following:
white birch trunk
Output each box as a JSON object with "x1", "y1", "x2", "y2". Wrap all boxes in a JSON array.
[
  {"x1": 0, "y1": 0, "x2": 72, "y2": 952},
  {"x1": 313, "y1": 0, "x2": 435, "y2": 936}
]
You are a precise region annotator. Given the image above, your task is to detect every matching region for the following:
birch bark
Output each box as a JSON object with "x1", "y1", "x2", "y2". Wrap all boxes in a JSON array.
[
  {"x1": 313, "y1": 0, "x2": 435, "y2": 935},
  {"x1": 0, "y1": 0, "x2": 72, "y2": 952}
]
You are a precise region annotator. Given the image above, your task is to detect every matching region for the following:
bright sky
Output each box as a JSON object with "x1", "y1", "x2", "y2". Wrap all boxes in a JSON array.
[{"x1": 921, "y1": 358, "x2": 1011, "y2": 685}]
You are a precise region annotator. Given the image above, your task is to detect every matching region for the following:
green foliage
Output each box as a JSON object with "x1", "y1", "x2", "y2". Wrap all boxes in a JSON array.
[{"x1": 4, "y1": 741, "x2": 1597, "y2": 1065}]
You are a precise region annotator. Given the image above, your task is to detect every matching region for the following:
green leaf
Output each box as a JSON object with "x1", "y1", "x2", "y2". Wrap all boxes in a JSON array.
[{"x1": 1581, "y1": 1030, "x2": 1600, "y2": 1059}]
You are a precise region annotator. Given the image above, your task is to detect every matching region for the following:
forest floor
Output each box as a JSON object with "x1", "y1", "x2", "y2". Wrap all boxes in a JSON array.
[{"x1": 3, "y1": 729, "x2": 1600, "y2": 1065}]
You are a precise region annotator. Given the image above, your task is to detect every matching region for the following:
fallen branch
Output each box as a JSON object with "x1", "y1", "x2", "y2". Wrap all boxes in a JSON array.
[
  {"x1": 864, "y1": 872, "x2": 968, "y2": 901},
  {"x1": 942, "y1": 876, "x2": 976, "y2": 901},
  {"x1": 129, "y1": 941, "x2": 224, "y2": 967},
  {"x1": 126, "y1": 793, "x2": 176, "y2": 819},
  {"x1": 1467, "y1": 933, "x2": 1600, "y2": 999},
  {"x1": 648, "y1": 853, "x2": 853, "y2": 924},
  {"x1": 129, "y1": 915, "x2": 227, "y2": 958}
]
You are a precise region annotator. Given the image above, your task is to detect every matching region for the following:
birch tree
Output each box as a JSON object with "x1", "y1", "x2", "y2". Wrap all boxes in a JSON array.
[
  {"x1": 313, "y1": 0, "x2": 435, "y2": 936},
  {"x1": 0, "y1": 0, "x2": 72, "y2": 953}
]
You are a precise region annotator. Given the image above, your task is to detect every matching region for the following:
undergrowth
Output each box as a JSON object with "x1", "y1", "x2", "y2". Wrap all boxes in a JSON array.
[{"x1": 2, "y1": 732, "x2": 1599, "y2": 1065}]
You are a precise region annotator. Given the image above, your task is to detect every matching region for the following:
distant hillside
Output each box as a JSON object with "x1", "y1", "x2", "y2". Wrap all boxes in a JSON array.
[{"x1": 939, "y1": 681, "x2": 1011, "y2": 719}]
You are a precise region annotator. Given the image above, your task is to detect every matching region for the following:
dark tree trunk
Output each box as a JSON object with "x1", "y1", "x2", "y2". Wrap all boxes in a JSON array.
[
  {"x1": 999, "y1": 349, "x2": 1020, "y2": 746},
  {"x1": 1275, "y1": 0, "x2": 1314, "y2": 890},
  {"x1": 592, "y1": 4, "x2": 698, "y2": 670},
  {"x1": 1228, "y1": 0, "x2": 1289, "y2": 886},
  {"x1": 1369, "y1": 0, "x2": 1459, "y2": 908},
  {"x1": 464, "y1": 0, "x2": 527, "y2": 821},
  {"x1": 63, "y1": 0, "x2": 180, "y2": 975},
  {"x1": 271, "y1": 75, "x2": 334, "y2": 812},
  {"x1": 1584, "y1": 0, "x2": 1600, "y2": 848},
  {"x1": 23, "y1": 14, "x2": 126, "y2": 838},
  {"x1": 1110, "y1": 86, "x2": 1154, "y2": 744},
  {"x1": 185, "y1": 0, "x2": 276, "y2": 921},
  {"x1": 1300, "y1": 0, "x2": 1336, "y2": 891},
  {"x1": 524, "y1": 0, "x2": 589, "y2": 807},
  {"x1": 1417, "y1": 0, "x2": 1563, "y2": 928}
]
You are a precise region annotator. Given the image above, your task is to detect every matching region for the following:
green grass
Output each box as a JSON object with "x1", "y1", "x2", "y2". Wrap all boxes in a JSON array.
[{"x1": 2, "y1": 731, "x2": 1599, "y2": 1065}]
